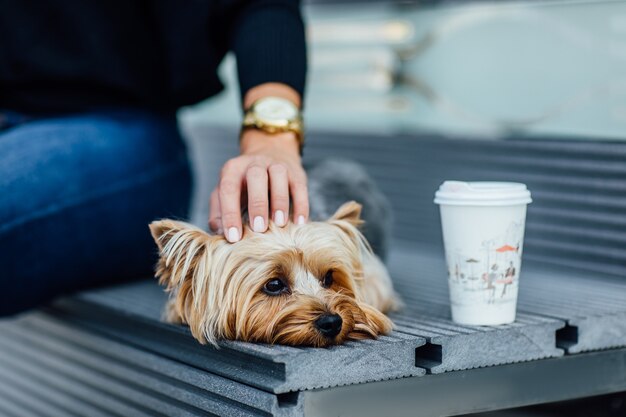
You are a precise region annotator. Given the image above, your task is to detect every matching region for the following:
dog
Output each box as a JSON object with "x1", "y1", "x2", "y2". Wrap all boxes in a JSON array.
[{"x1": 149, "y1": 160, "x2": 399, "y2": 347}]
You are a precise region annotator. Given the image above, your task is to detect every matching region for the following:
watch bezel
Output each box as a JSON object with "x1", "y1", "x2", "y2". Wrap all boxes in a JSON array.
[{"x1": 247, "y1": 97, "x2": 301, "y2": 129}]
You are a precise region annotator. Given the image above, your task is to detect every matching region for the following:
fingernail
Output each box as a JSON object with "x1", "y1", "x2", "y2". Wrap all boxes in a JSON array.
[
  {"x1": 274, "y1": 210, "x2": 285, "y2": 227},
  {"x1": 253, "y1": 216, "x2": 265, "y2": 233},
  {"x1": 297, "y1": 215, "x2": 305, "y2": 225},
  {"x1": 216, "y1": 227, "x2": 223, "y2": 236},
  {"x1": 227, "y1": 227, "x2": 240, "y2": 242}
]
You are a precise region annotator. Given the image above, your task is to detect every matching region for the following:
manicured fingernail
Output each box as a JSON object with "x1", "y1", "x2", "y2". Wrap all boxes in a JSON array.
[
  {"x1": 274, "y1": 210, "x2": 285, "y2": 227},
  {"x1": 297, "y1": 215, "x2": 305, "y2": 225},
  {"x1": 216, "y1": 227, "x2": 223, "y2": 236},
  {"x1": 253, "y1": 216, "x2": 265, "y2": 233},
  {"x1": 227, "y1": 227, "x2": 240, "y2": 242}
]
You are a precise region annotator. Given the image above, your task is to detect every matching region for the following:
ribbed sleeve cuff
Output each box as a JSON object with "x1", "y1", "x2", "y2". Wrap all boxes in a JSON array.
[{"x1": 231, "y1": 0, "x2": 307, "y2": 106}]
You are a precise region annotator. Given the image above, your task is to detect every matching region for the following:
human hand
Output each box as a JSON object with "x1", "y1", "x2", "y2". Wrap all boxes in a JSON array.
[{"x1": 208, "y1": 129, "x2": 308, "y2": 242}]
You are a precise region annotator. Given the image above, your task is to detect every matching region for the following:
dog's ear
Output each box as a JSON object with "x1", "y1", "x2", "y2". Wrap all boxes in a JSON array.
[
  {"x1": 148, "y1": 220, "x2": 217, "y2": 290},
  {"x1": 150, "y1": 220, "x2": 227, "y2": 345},
  {"x1": 150, "y1": 219, "x2": 198, "y2": 251},
  {"x1": 330, "y1": 201, "x2": 363, "y2": 227},
  {"x1": 329, "y1": 201, "x2": 373, "y2": 259}
]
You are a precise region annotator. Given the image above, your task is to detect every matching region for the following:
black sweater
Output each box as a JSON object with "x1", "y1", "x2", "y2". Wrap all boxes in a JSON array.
[{"x1": 0, "y1": 0, "x2": 307, "y2": 113}]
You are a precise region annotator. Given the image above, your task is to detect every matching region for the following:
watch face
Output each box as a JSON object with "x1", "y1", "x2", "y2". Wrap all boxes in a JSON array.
[{"x1": 255, "y1": 97, "x2": 298, "y2": 124}]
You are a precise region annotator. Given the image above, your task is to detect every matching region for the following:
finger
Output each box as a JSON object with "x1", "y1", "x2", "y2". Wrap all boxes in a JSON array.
[
  {"x1": 268, "y1": 163, "x2": 289, "y2": 227},
  {"x1": 246, "y1": 164, "x2": 269, "y2": 233},
  {"x1": 208, "y1": 189, "x2": 223, "y2": 234},
  {"x1": 290, "y1": 171, "x2": 309, "y2": 225},
  {"x1": 219, "y1": 159, "x2": 245, "y2": 242}
]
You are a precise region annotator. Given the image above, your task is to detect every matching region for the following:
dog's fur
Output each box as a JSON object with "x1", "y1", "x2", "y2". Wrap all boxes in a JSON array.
[{"x1": 149, "y1": 159, "x2": 399, "y2": 347}]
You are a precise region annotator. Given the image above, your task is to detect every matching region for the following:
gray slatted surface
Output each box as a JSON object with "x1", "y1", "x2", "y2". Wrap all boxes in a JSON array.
[
  {"x1": 301, "y1": 132, "x2": 626, "y2": 278},
  {"x1": 0, "y1": 314, "x2": 302, "y2": 417},
  {"x1": 387, "y1": 244, "x2": 626, "y2": 360},
  {"x1": 519, "y1": 266, "x2": 626, "y2": 354},
  {"x1": 50, "y1": 241, "x2": 566, "y2": 390},
  {"x1": 53, "y1": 283, "x2": 426, "y2": 393},
  {"x1": 23, "y1": 238, "x2": 626, "y2": 398},
  {"x1": 387, "y1": 249, "x2": 564, "y2": 373}
]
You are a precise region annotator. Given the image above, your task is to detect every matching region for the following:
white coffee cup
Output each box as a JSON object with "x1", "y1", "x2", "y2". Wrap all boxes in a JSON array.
[{"x1": 434, "y1": 181, "x2": 532, "y2": 326}]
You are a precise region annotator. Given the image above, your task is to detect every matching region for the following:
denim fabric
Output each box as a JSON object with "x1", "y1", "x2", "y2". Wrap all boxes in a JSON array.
[{"x1": 0, "y1": 109, "x2": 192, "y2": 316}]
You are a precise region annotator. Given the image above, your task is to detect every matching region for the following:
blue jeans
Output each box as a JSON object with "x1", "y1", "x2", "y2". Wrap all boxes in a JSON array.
[{"x1": 0, "y1": 109, "x2": 192, "y2": 316}]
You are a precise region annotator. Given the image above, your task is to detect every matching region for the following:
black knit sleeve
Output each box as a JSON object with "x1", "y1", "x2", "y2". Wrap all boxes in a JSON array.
[{"x1": 228, "y1": 0, "x2": 307, "y2": 105}]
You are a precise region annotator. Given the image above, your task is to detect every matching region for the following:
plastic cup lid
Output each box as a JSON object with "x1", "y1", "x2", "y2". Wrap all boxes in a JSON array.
[{"x1": 434, "y1": 181, "x2": 532, "y2": 206}]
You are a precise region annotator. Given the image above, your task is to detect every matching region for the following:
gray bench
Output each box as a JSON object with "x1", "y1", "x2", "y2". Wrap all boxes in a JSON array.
[{"x1": 1, "y1": 129, "x2": 625, "y2": 417}]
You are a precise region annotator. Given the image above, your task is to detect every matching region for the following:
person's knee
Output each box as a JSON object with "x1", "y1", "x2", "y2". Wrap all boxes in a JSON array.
[{"x1": 0, "y1": 111, "x2": 192, "y2": 316}]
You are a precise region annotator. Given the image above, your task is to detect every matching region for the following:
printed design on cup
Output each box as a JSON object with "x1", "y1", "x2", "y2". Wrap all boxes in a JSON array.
[{"x1": 446, "y1": 220, "x2": 524, "y2": 306}]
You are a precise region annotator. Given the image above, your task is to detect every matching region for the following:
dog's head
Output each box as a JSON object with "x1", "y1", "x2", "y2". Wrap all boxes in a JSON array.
[{"x1": 149, "y1": 201, "x2": 393, "y2": 347}]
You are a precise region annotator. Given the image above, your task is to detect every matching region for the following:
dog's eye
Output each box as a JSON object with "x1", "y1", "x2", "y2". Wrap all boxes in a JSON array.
[
  {"x1": 263, "y1": 278, "x2": 288, "y2": 295},
  {"x1": 322, "y1": 271, "x2": 334, "y2": 288}
]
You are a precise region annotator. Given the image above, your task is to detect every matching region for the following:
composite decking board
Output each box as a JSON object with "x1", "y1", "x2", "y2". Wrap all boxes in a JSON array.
[
  {"x1": 49, "y1": 301, "x2": 292, "y2": 390},
  {"x1": 2, "y1": 325, "x2": 274, "y2": 417},
  {"x1": 395, "y1": 270, "x2": 626, "y2": 315},
  {"x1": 46, "y1": 240, "x2": 626, "y2": 389},
  {"x1": 300, "y1": 348, "x2": 626, "y2": 417},
  {"x1": 0, "y1": 334, "x2": 202, "y2": 417},
  {"x1": 0, "y1": 318, "x2": 299, "y2": 417},
  {"x1": 530, "y1": 205, "x2": 626, "y2": 229},
  {"x1": 388, "y1": 244, "x2": 626, "y2": 355},
  {"x1": 20, "y1": 313, "x2": 298, "y2": 415},
  {"x1": 0, "y1": 395, "x2": 36, "y2": 417},
  {"x1": 47, "y1": 243, "x2": 574, "y2": 389},
  {"x1": 0, "y1": 341, "x2": 158, "y2": 417},
  {"x1": 0, "y1": 368, "x2": 88, "y2": 417},
  {"x1": 53, "y1": 295, "x2": 426, "y2": 393}
]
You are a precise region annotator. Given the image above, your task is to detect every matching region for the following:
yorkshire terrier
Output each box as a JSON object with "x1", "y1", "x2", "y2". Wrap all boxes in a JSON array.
[{"x1": 149, "y1": 159, "x2": 399, "y2": 347}]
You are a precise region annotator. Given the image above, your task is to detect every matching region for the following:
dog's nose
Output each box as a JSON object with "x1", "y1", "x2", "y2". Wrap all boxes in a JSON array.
[{"x1": 315, "y1": 314, "x2": 343, "y2": 338}]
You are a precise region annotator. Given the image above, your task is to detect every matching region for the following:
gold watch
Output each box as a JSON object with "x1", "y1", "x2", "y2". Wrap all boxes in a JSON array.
[{"x1": 242, "y1": 97, "x2": 304, "y2": 153}]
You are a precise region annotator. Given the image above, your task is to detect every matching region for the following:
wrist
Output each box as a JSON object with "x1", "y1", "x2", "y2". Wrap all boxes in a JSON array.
[
  {"x1": 241, "y1": 84, "x2": 304, "y2": 155},
  {"x1": 240, "y1": 129, "x2": 300, "y2": 156}
]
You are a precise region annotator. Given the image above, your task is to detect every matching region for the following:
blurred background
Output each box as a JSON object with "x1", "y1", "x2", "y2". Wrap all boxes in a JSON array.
[{"x1": 181, "y1": 0, "x2": 626, "y2": 139}]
